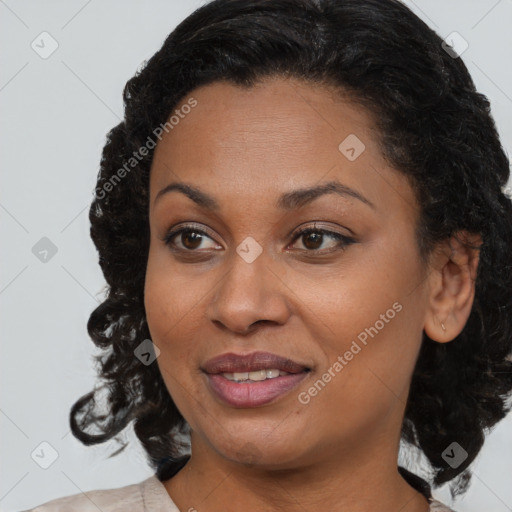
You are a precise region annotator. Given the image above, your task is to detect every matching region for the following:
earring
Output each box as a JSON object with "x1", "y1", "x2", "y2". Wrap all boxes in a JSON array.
[{"x1": 441, "y1": 322, "x2": 446, "y2": 331}]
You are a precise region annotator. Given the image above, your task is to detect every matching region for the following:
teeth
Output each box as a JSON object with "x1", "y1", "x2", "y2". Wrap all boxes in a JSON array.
[
  {"x1": 221, "y1": 369, "x2": 289, "y2": 382},
  {"x1": 248, "y1": 370, "x2": 267, "y2": 381}
]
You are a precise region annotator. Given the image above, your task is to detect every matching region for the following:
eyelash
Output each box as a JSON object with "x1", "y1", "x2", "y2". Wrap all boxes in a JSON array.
[{"x1": 162, "y1": 223, "x2": 355, "y2": 256}]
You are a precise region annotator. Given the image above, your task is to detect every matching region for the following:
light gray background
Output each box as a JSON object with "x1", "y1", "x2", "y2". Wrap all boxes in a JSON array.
[{"x1": 1, "y1": 1, "x2": 511, "y2": 511}]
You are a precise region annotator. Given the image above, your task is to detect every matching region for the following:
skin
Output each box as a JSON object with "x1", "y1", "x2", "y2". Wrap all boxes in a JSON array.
[{"x1": 144, "y1": 76, "x2": 480, "y2": 512}]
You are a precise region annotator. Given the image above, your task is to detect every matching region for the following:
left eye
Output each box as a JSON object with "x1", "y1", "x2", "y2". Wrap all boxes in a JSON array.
[{"x1": 289, "y1": 228, "x2": 354, "y2": 252}]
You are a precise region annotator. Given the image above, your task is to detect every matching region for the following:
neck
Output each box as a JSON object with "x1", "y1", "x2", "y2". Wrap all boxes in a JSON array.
[{"x1": 163, "y1": 435, "x2": 430, "y2": 512}]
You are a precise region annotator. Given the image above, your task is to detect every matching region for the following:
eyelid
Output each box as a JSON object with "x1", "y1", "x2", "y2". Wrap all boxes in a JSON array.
[
  {"x1": 289, "y1": 221, "x2": 354, "y2": 240},
  {"x1": 307, "y1": 218, "x2": 354, "y2": 234},
  {"x1": 162, "y1": 222, "x2": 219, "y2": 242}
]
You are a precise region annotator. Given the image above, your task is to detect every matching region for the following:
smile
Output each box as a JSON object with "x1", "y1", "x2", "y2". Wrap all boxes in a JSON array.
[{"x1": 202, "y1": 351, "x2": 311, "y2": 408}]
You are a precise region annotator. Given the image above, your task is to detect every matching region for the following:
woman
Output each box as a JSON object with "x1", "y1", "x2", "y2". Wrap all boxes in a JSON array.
[{"x1": 25, "y1": 0, "x2": 512, "y2": 510}]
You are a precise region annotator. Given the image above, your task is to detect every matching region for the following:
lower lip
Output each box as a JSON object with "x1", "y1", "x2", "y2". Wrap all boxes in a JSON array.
[{"x1": 205, "y1": 372, "x2": 309, "y2": 408}]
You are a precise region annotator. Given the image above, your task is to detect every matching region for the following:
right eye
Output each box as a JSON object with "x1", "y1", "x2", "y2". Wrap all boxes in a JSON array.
[{"x1": 163, "y1": 224, "x2": 223, "y2": 252}]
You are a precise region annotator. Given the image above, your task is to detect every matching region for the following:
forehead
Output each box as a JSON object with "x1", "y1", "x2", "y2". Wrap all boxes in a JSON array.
[
  {"x1": 149, "y1": 77, "x2": 416, "y2": 219},
  {"x1": 152, "y1": 77, "x2": 376, "y2": 159}
]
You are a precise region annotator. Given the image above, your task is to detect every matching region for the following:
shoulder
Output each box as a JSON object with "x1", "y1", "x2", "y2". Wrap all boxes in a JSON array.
[
  {"x1": 429, "y1": 497, "x2": 458, "y2": 511},
  {"x1": 21, "y1": 475, "x2": 160, "y2": 512}
]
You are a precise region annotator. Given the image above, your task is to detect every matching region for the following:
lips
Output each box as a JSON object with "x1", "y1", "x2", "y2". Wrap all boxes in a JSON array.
[
  {"x1": 202, "y1": 351, "x2": 309, "y2": 375},
  {"x1": 202, "y1": 351, "x2": 311, "y2": 408}
]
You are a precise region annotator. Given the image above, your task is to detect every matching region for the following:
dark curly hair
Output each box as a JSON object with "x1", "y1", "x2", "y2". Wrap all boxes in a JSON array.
[{"x1": 70, "y1": 0, "x2": 512, "y2": 499}]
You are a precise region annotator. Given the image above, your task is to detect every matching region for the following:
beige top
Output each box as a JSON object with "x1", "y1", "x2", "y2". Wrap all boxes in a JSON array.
[{"x1": 22, "y1": 474, "x2": 457, "y2": 511}]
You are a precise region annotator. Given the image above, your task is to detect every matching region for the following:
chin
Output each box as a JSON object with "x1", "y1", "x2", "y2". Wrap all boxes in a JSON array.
[{"x1": 208, "y1": 427, "x2": 307, "y2": 470}]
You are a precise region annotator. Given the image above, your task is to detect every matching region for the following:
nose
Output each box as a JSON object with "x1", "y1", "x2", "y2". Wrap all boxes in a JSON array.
[{"x1": 205, "y1": 246, "x2": 291, "y2": 334}]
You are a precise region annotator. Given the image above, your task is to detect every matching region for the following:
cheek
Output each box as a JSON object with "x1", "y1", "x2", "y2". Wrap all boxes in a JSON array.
[
  {"x1": 144, "y1": 268, "x2": 204, "y2": 423},
  {"x1": 144, "y1": 245, "x2": 209, "y2": 337},
  {"x1": 293, "y1": 303, "x2": 421, "y2": 452},
  {"x1": 144, "y1": 253, "x2": 204, "y2": 385},
  {"x1": 289, "y1": 240, "x2": 424, "y2": 403}
]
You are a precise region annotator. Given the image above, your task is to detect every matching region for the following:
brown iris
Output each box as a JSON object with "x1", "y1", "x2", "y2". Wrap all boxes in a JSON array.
[
  {"x1": 182, "y1": 231, "x2": 203, "y2": 249},
  {"x1": 302, "y1": 232, "x2": 323, "y2": 250}
]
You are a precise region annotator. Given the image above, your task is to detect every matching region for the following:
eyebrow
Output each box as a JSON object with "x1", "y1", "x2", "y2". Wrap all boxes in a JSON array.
[{"x1": 154, "y1": 180, "x2": 375, "y2": 211}]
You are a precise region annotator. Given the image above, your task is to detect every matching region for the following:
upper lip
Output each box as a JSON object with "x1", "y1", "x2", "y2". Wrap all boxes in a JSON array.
[{"x1": 202, "y1": 351, "x2": 310, "y2": 374}]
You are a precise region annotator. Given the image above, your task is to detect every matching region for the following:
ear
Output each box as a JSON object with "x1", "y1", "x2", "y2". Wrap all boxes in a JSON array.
[{"x1": 423, "y1": 231, "x2": 482, "y2": 343}]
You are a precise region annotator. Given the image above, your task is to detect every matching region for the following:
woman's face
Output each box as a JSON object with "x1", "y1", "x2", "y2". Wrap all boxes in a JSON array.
[{"x1": 144, "y1": 77, "x2": 431, "y2": 469}]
